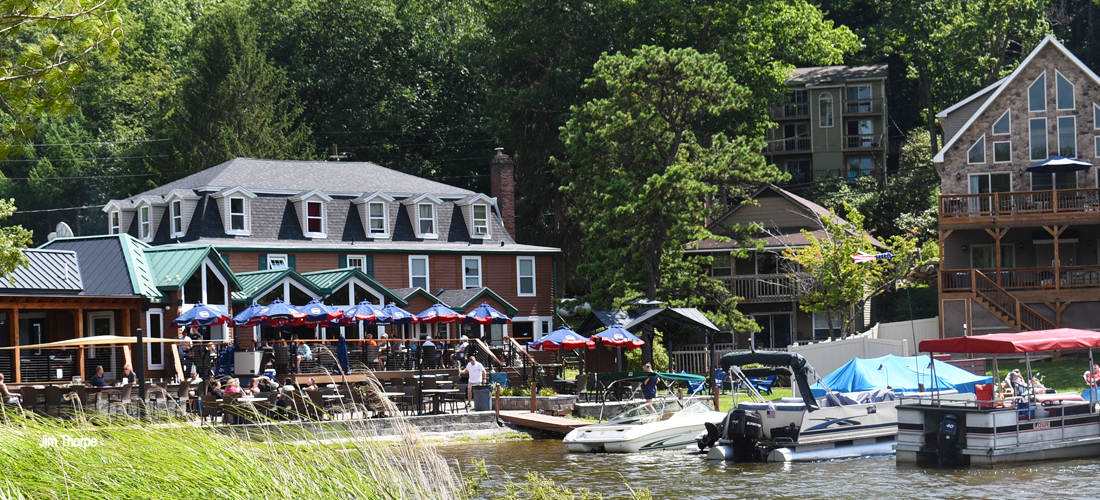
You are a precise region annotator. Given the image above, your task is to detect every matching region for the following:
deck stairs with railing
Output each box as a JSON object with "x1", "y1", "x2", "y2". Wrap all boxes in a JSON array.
[{"x1": 968, "y1": 270, "x2": 1055, "y2": 332}]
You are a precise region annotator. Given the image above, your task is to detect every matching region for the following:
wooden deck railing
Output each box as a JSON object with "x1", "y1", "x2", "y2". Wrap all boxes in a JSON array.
[
  {"x1": 940, "y1": 188, "x2": 1100, "y2": 219},
  {"x1": 941, "y1": 265, "x2": 1100, "y2": 292},
  {"x1": 717, "y1": 273, "x2": 810, "y2": 302}
]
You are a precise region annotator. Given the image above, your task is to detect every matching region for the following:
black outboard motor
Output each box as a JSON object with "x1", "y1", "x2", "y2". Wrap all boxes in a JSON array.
[
  {"x1": 698, "y1": 421, "x2": 723, "y2": 450},
  {"x1": 937, "y1": 413, "x2": 961, "y2": 468},
  {"x1": 725, "y1": 409, "x2": 764, "y2": 461}
]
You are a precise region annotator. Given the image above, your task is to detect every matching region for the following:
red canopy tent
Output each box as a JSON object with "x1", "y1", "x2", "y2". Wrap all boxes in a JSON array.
[{"x1": 920, "y1": 328, "x2": 1100, "y2": 354}]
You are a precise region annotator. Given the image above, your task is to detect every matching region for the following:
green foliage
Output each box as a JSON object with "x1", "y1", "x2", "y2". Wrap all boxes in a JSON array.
[
  {"x1": 0, "y1": 200, "x2": 31, "y2": 278},
  {"x1": 165, "y1": 1, "x2": 315, "y2": 180},
  {"x1": 874, "y1": 282, "x2": 939, "y2": 324},
  {"x1": 0, "y1": 0, "x2": 123, "y2": 159},
  {"x1": 626, "y1": 341, "x2": 669, "y2": 372},
  {"x1": 556, "y1": 45, "x2": 782, "y2": 329},
  {"x1": 783, "y1": 205, "x2": 922, "y2": 339}
]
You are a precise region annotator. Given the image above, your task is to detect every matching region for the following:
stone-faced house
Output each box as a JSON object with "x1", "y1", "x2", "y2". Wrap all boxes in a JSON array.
[
  {"x1": 100, "y1": 154, "x2": 559, "y2": 343},
  {"x1": 935, "y1": 35, "x2": 1100, "y2": 337}
]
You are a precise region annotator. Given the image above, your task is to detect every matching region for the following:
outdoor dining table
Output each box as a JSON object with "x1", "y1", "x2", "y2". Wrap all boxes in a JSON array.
[{"x1": 421, "y1": 388, "x2": 459, "y2": 415}]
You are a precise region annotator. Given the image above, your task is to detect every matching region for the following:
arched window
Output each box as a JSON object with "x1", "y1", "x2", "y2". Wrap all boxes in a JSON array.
[{"x1": 819, "y1": 92, "x2": 834, "y2": 127}]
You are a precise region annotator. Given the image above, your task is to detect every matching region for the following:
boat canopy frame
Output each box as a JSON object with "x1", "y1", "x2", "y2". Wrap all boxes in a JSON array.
[{"x1": 719, "y1": 350, "x2": 819, "y2": 410}]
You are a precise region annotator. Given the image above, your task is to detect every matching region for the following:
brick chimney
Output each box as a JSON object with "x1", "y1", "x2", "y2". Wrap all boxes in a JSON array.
[{"x1": 490, "y1": 148, "x2": 516, "y2": 240}]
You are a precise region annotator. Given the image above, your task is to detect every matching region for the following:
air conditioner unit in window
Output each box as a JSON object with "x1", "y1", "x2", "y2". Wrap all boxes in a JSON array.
[{"x1": 474, "y1": 226, "x2": 488, "y2": 235}]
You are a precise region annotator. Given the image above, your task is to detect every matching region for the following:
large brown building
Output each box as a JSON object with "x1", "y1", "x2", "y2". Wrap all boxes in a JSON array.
[{"x1": 935, "y1": 35, "x2": 1100, "y2": 337}]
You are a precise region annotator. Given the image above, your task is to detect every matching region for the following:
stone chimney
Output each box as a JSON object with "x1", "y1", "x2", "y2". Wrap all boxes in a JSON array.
[{"x1": 490, "y1": 148, "x2": 516, "y2": 240}]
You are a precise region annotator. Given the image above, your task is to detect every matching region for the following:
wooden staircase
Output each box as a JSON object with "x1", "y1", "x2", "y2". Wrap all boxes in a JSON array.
[{"x1": 970, "y1": 270, "x2": 1056, "y2": 332}]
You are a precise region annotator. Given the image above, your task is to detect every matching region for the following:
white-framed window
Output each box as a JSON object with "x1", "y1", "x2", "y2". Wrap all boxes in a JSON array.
[
  {"x1": 968, "y1": 172, "x2": 1012, "y2": 195},
  {"x1": 1031, "y1": 171, "x2": 1077, "y2": 191},
  {"x1": 993, "y1": 141, "x2": 1012, "y2": 163},
  {"x1": 146, "y1": 309, "x2": 165, "y2": 370},
  {"x1": 472, "y1": 204, "x2": 489, "y2": 237},
  {"x1": 1030, "y1": 117, "x2": 1048, "y2": 160},
  {"x1": 1094, "y1": 104, "x2": 1100, "y2": 129},
  {"x1": 819, "y1": 92, "x2": 833, "y2": 127},
  {"x1": 1095, "y1": 136, "x2": 1100, "y2": 158},
  {"x1": 171, "y1": 200, "x2": 183, "y2": 236},
  {"x1": 417, "y1": 203, "x2": 435, "y2": 237},
  {"x1": 140, "y1": 205, "x2": 151, "y2": 240},
  {"x1": 517, "y1": 256, "x2": 536, "y2": 296},
  {"x1": 1058, "y1": 116, "x2": 1077, "y2": 158},
  {"x1": 463, "y1": 256, "x2": 482, "y2": 288},
  {"x1": 968, "y1": 135, "x2": 986, "y2": 164},
  {"x1": 305, "y1": 200, "x2": 325, "y2": 236},
  {"x1": 409, "y1": 255, "x2": 429, "y2": 289},
  {"x1": 845, "y1": 85, "x2": 872, "y2": 113},
  {"x1": 268, "y1": 254, "x2": 288, "y2": 270},
  {"x1": 368, "y1": 201, "x2": 386, "y2": 236},
  {"x1": 993, "y1": 109, "x2": 1011, "y2": 135},
  {"x1": 347, "y1": 255, "x2": 367, "y2": 272},
  {"x1": 109, "y1": 211, "x2": 120, "y2": 234},
  {"x1": 1029, "y1": 72, "x2": 1046, "y2": 112},
  {"x1": 1056, "y1": 70, "x2": 1075, "y2": 110},
  {"x1": 229, "y1": 197, "x2": 247, "y2": 232},
  {"x1": 710, "y1": 252, "x2": 732, "y2": 277}
]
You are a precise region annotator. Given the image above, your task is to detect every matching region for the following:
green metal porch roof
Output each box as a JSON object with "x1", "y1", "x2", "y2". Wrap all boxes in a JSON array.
[
  {"x1": 299, "y1": 268, "x2": 408, "y2": 307},
  {"x1": 144, "y1": 245, "x2": 241, "y2": 291},
  {"x1": 232, "y1": 268, "x2": 322, "y2": 303}
]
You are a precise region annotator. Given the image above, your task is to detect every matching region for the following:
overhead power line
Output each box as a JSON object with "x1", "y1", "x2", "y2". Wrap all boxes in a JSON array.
[
  {"x1": 15, "y1": 204, "x2": 105, "y2": 214},
  {"x1": 0, "y1": 155, "x2": 168, "y2": 163},
  {"x1": 2, "y1": 173, "x2": 155, "y2": 181},
  {"x1": 27, "y1": 139, "x2": 169, "y2": 147}
]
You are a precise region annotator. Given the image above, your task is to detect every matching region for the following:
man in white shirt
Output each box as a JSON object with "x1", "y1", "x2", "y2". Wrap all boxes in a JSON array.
[{"x1": 460, "y1": 357, "x2": 487, "y2": 407}]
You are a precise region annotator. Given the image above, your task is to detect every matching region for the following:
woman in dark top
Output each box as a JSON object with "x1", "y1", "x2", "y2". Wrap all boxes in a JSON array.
[{"x1": 641, "y1": 363, "x2": 658, "y2": 402}]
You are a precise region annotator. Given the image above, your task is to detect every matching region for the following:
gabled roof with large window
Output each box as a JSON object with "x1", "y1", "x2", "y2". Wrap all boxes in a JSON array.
[
  {"x1": 40, "y1": 234, "x2": 163, "y2": 300},
  {"x1": 143, "y1": 245, "x2": 240, "y2": 291},
  {"x1": 299, "y1": 268, "x2": 407, "y2": 306},
  {"x1": 232, "y1": 268, "x2": 322, "y2": 303}
]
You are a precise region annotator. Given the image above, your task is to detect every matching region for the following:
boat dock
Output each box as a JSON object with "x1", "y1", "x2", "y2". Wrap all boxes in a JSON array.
[{"x1": 499, "y1": 411, "x2": 586, "y2": 435}]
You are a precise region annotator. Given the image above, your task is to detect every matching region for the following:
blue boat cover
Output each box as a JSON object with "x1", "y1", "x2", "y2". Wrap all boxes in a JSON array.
[{"x1": 810, "y1": 354, "x2": 991, "y2": 397}]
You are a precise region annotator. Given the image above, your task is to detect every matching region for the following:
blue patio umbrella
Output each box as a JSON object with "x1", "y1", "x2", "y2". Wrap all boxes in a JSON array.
[
  {"x1": 586, "y1": 325, "x2": 645, "y2": 349},
  {"x1": 256, "y1": 299, "x2": 305, "y2": 327},
  {"x1": 231, "y1": 302, "x2": 265, "y2": 328},
  {"x1": 461, "y1": 302, "x2": 512, "y2": 325},
  {"x1": 380, "y1": 303, "x2": 418, "y2": 325},
  {"x1": 214, "y1": 343, "x2": 236, "y2": 377},
  {"x1": 340, "y1": 301, "x2": 384, "y2": 325},
  {"x1": 416, "y1": 303, "x2": 462, "y2": 324},
  {"x1": 172, "y1": 302, "x2": 230, "y2": 328},
  {"x1": 529, "y1": 326, "x2": 589, "y2": 351},
  {"x1": 333, "y1": 334, "x2": 350, "y2": 375},
  {"x1": 298, "y1": 299, "x2": 344, "y2": 326},
  {"x1": 1027, "y1": 155, "x2": 1093, "y2": 174}
]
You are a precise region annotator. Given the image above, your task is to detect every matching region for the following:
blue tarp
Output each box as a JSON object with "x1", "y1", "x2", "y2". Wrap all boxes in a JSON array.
[{"x1": 810, "y1": 354, "x2": 991, "y2": 397}]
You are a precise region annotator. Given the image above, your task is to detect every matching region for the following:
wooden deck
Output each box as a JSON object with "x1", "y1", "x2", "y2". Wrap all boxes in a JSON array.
[{"x1": 499, "y1": 411, "x2": 586, "y2": 435}]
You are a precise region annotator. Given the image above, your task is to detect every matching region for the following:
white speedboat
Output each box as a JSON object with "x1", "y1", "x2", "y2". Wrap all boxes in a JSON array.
[{"x1": 564, "y1": 400, "x2": 725, "y2": 453}]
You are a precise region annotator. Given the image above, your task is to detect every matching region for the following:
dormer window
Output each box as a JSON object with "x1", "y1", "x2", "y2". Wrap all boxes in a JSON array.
[
  {"x1": 306, "y1": 201, "x2": 324, "y2": 235},
  {"x1": 140, "y1": 205, "x2": 151, "y2": 240},
  {"x1": 110, "y1": 211, "x2": 120, "y2": 234},
  {"x1": 230, "y1": 197, "x2": 246, "y2": 231},
  {"x1": 472, "y1": 205, "x2": 489, "y2": 237},
  {"x1": 418, "y1": 203, "x2": 435, "y2": 237},
  {"x1": 171, "y1": 200, "x2": 184, "y2": 236},
  {"x1": 368, "y1": 202, "x2": 386, "y2": 236}
]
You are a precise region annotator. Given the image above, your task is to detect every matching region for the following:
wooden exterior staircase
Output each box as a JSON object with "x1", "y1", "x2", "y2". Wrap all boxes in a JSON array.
[{"x1": 970, "y1": 270, "x2": 1056, "y2": 332}]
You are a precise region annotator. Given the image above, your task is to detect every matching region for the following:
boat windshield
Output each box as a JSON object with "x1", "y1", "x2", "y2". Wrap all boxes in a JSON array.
[{"x1": 608, "y1": 400, "x2": 710, "y2": 425}]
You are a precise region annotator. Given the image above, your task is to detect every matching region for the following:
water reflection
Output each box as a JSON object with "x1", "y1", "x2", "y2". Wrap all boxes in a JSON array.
[{"x1": 441, "y1": 439, "x2": 1100, "y2": 500}]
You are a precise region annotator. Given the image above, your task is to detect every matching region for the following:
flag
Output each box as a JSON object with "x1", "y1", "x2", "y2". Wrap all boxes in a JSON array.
[{"x1": 852, "y1": 251, "x2": 892, "y2": 263}]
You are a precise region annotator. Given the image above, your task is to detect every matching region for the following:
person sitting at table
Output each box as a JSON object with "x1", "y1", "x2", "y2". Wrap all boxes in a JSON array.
[
  {"x1": 455, "y1": 336, "x2": 469, "y2": 365},
  {"x1": 295, "y1": 338, "x2": 313, "y2": 374},
  {"x1": 89, "y1": 366, "x2": 107, "y2": 388},
  {"x1": 186, "y1": 372, "x2": 203, "y2": 398},
  {"x1": 0, "y1": 373, "x2": 20, "y2": 405},
  {"x1": 120, "y1": 364, "x2": 135, "y2": 385},
  {"x1": 423, "y1": 336, "x2": 435, "y2": 348},
  {"x1": 225, "y1": 378, "x2": 243, "y2": 395},
  {"x1": 209, "y1": 379, "x2": 225, "y2": 399},
  {"x1": 378, "y1": 333, "x2": 389, "y2": 368},
  {"x1": 366, "y1": 333, "x2": 378, "y2": 347},
  {"x1": 1007, "y1": 369, "x2": 1028, "y2": 397},
  {"x1": 303, "y1": 378, "x2": 319, "y2": 392},
  {"x1": 246, "y1": 378, "x2": 263, "y2": 395},
  {"x1": 460, "y1": 357, "x2": 487, "y2": 408}
]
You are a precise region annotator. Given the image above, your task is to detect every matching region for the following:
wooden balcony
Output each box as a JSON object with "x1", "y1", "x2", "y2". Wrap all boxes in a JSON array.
[
  {"x1": 764, "y1": 137, "x2": 811, "y2": 154},
  {"x1": 941, "y1": 266, "x2": 1100, "y2": 293},
  {"x1": 939, "y1": 188, "x2": 1100, "y2": 229},
  {"x1": 842, "y1": 98, "x2": 883, "y2": 116},
  {"x1": 717, "y1": 273, "x2": 810, "y2": 303},
  {"x1": 768, "y1": 103, "x2": 810, "y2": 120},
  {"x1": 842, "y1": 134, "x2": 884, "y2": 151}
]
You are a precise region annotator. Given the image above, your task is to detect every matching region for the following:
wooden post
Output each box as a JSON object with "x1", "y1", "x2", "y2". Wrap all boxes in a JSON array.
[
  {"x1": 1045, "y1": 225, "x2": 1066, "y2": 293},
  {"x1": 74, "y1": 309, "x2": 84, "y2": 380},
  {"x1": 530, "y1": 379, "x2": 538, "y2": 413},
  {"x1": 495, "y1": 384, "x2": 501, "y2": 418},
  {"x1": 10, "y1": 308, "x2": 18, "y2": 383}
]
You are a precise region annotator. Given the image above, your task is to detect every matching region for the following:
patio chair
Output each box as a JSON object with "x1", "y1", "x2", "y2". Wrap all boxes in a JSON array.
[
  {"x1": 306, "y1": 389, "x2": 327, "y2": 420},
  {"x1": 421, "y1": 345, "x2": 438, "y2": 369},
  {"x1": 71, "y1": 385, "x2": 93, "y2": 411},
  {"x1": 107, "y1": 385, "x2": 134, "y2": 416},
  {"x1": 753, "y1": 375, "x2": 777, "y2": 396},
  {"x1": 44, "y1": 385, "x2": 64, "y2": 416},
  {"x1": 574, "y1": 374, "x2": 590, "y2": 403},
  {"x1": 200, "y1": 394, "x2": 220, "y2": 423},
  {"x1": 20, "y1": 387, "x2": 43, "y2": 414},
  {"x1": 364, "y1": 345, "x2": 381, "y2": 370},
  {"x1": 714, "y1": 369, "x2": 730, "y2": 395},
  {"x1": 172, "y1": 381, "x2": 192, "y2": 413}
]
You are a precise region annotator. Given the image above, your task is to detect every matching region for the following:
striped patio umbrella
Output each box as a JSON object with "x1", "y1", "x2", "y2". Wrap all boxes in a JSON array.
[{"x1": 172, "y1": 303, "x2": 231, "y2": 328}]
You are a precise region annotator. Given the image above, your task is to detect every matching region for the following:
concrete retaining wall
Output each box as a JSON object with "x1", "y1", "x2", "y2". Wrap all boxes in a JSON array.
[{"x1": 495, "y1": 395, "x2": 576, "y2": 412}]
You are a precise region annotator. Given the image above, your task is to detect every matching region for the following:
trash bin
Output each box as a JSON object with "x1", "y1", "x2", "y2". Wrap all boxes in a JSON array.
[{"x1": 472, "y1": 384, "x2": 492, "y2": 411}]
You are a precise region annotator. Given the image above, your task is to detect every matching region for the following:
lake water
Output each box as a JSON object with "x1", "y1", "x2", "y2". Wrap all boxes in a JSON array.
[{"x1": 441, "y1": 439, "x2": 1100, "y2": 500}]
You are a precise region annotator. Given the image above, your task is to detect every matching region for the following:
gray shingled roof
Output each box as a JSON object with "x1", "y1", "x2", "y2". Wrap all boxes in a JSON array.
[
  {"x1": 42, "y1": 236, "x2": 155, "y2": 297},
  {"x1": 788, "y1": 63, "x2": 889, "y2": 86},
  {"x1": 129, "y1": 157, "x2": 476, "y2": 200},
  {"x1": 0, "y1": 249, "x2": 83, "y2": 294}
]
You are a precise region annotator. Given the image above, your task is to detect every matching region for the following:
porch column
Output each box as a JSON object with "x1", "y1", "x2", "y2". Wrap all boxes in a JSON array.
[
  {"x1": 985, "y1": 228, "x2": 1008, "y2": 286},
  {"x1": 938, "y1": 230, "x2": 952, "y2": 293},
  {"x1": 9, "y1": 308, "x2": 18, "y2": 383},
  {"x1": 73, "y1": 308, "x2": 84, "y2": 380},
  {"x1": 1044, "y1": 225, "x2": 1067, "y2": 293}
]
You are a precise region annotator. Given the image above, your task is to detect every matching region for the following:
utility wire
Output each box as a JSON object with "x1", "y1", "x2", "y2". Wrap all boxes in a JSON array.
[
  {"x1": 0, "y1": 155, "x2": 167, "y2": 163},
  {"x1": 14, "y1": 204, "x2": 105, "y2": 214},
  {"x1": 27, "y1": 139, "x2": 169, "y2": 147},
  {"x1": 2, "y1": 173, "x2": 155, "y2": 181}
]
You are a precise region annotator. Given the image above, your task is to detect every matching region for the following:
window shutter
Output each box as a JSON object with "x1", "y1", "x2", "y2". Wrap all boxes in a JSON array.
[
  {"x1": 288, "y1": 254, "x2": 296, "y2": 270},
  {"x1": 365, "y1": 255, "x2": 374, "y2": 278},
  {"x1": 338, "y1": 254, "x2": 347, "y2": 269},
  {"x1": 258, "y1": 254, "x2": 267, "y2": 270}
]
